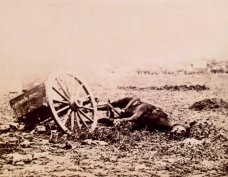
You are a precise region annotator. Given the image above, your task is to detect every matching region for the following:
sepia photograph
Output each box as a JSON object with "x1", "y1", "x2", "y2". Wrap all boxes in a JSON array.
[{"x1": 0, "y1": 0, "x2": 228, "y2": 176}]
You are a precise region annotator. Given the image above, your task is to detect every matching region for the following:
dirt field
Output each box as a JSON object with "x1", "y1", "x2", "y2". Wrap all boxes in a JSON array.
[{"x1": 0, "y1": 73, "x2": 228, "y2": 177}]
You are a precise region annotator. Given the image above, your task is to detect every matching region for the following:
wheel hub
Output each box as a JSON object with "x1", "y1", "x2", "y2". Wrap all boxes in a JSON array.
[{"x1": 69, "y1": 97, "x2": 82, "y2": 111}]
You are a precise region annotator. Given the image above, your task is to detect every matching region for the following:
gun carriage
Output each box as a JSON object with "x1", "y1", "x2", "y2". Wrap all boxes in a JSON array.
[{"x1": 9, "y1": 72, "x2": 100, "y2": 134}]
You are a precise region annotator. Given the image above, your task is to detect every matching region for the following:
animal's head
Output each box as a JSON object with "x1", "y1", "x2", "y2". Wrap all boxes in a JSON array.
[
  {"x1": 170, "y1": 121, "x2": 196, "y2": 139},
  {"x1": 170, "y1": 124, "x2": 187, "y2": 137}
]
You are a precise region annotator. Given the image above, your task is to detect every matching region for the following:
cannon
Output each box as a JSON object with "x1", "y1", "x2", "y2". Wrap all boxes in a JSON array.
[{"x1": 9, "y1": 72, "x2": 98, "y2": 134}]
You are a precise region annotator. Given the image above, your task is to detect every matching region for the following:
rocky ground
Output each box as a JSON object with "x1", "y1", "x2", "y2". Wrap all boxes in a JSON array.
[{"x1": 0, "y1": 73, "x2": 228, "y2": 177}]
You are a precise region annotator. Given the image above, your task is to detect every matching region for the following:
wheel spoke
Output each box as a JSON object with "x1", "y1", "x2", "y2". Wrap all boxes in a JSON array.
[
  {"x1": 80, "y1": 106, "x2": 94, "y2": 111},
  {"x1": 63, "y1": 76, "x2": 71, "y2": 96},
  {"x1": 67, "y1": 76, "x2": 75, "y2": 96},
  {"x1": 78, "y1": 109, "x2": 93, "y2": 122},
  {"x1": 62, "y1": 110, "x2": 72, "y2": 125},
  {"x1": 70, "y1": 112, "x2": 74, "y2": 131},
  {"x1": 77, "y1": 110, "x2": 88, "y2": 128},
  {"x1": 52, "y1": 86, "x2": 69, "y2": 101},
  {"x1": 74, "y1": 84, "x2": 84, "y2": 97},
  {"x1": 75, "y1": 112, "x2": 82, "y2": 129},
  {"x1": 57, "y1": 105, "x2": 70, "y2": 114},
  {"x1": 53, "y1": 99, "x2": 68, "y2": 104},
  {"x1": 56, "y1": 77, "x2": 69, "y2": 98}
]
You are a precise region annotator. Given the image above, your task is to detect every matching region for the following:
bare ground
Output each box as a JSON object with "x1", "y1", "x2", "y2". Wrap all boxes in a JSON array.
[{"x1": 0, "y1": 73, "x2": 228, "y2": 177}]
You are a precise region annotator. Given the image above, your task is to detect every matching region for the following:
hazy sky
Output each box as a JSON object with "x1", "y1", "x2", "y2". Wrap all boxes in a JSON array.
[{"x1": 0, "y1": 0, "x2": 228, "y2": 80}]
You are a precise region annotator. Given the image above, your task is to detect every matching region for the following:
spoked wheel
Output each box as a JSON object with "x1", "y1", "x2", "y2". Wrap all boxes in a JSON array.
[{"x1": 45, "y1": 72, "x2": 97, "y2": 134}]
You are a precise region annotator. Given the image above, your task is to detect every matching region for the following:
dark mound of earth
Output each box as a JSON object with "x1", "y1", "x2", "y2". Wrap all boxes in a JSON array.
[
  {"x1": 118, "y1": 84, "x2": 209, "y2": 91},
  {"x1": 189, "y1": 98, "x2": 228, "y2": 111}
]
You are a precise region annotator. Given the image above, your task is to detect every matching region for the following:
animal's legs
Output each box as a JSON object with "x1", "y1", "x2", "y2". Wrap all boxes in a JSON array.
[
  {"x1": 113, "y1": 110, "x2": 143, "y2": 125},
  {"x1": 122, "y1": 98, "x2": 140, "y2": 112}
]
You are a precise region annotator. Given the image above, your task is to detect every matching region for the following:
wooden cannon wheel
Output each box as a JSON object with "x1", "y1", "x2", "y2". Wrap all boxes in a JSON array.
[{"x1": 45, "y1": 72, "x2": 97, "y2": 134}]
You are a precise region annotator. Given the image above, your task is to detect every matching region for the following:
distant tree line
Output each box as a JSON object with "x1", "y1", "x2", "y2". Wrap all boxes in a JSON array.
[{"x1": 206, "y1": 60, "x2": 228, "y2": 74}]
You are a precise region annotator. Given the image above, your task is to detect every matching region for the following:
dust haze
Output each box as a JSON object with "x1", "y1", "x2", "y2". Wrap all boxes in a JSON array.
[{"x1": 0, "y1": 0, "x2": 228, "y2": 82}]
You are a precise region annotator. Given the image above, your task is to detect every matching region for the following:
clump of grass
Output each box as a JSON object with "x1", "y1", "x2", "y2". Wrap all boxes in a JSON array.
[
  {"x1": 70, "y1": 122, "x2": 172, "y2": 152},
  {"x1": 188, "y1": 120, "x2": 227, "y2": 141}
]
